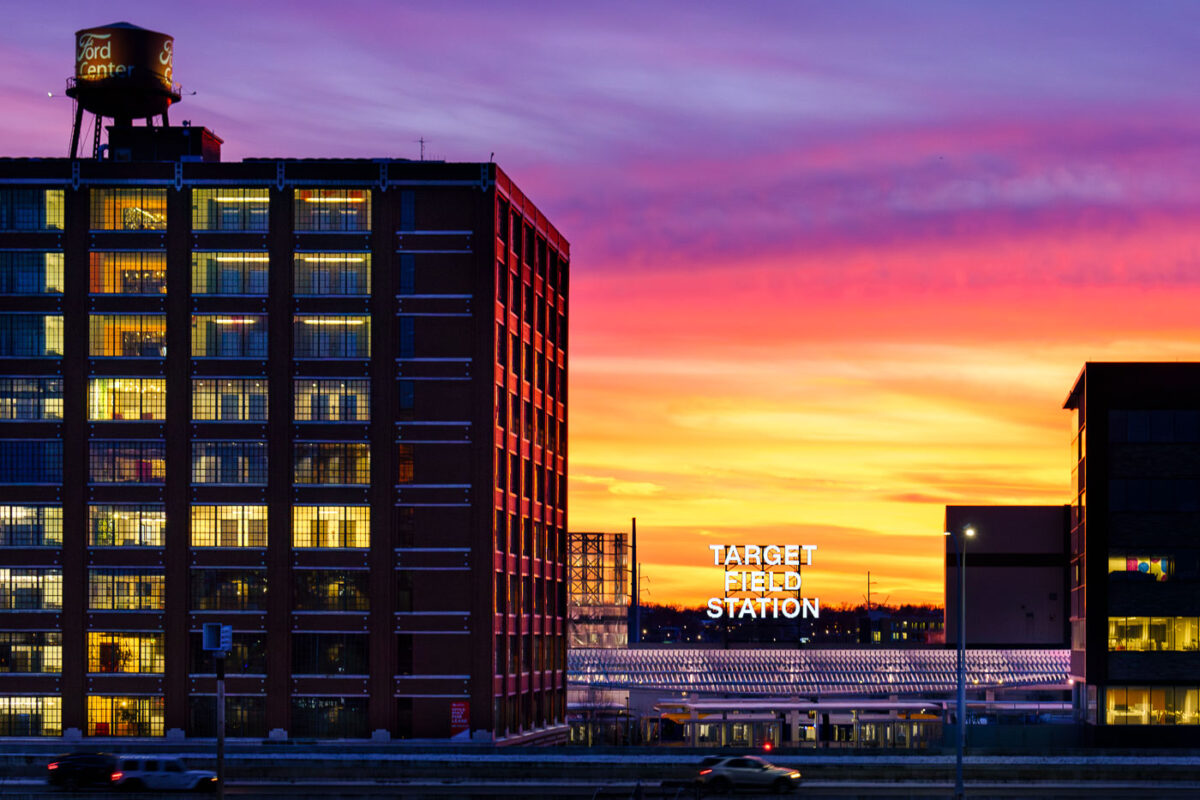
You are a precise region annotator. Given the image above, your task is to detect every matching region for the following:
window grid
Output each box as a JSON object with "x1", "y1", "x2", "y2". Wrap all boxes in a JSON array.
[
  {"x1": 0, "y1": 631, "x2": 61, "y2": 673},
  {"x1": 87, "y1": 632, "x2": 165, "y2": 673},
  {"x1": 89, "y1": 314, "x2": 166, "y2": 357},
  {"x1": 1106, "y1": 686, "x2": 1200, "y2": 726},
  {"x1": 88, "y1": 378, "x2": 166, "y2": 421},
  {"x1": 293, "y1": 379, "x2": 369, "y2": 422},
  {"x1": 191, "y1": 315, "x2": 268, "y2": 358},
  {"x1": 89, "y1": 251, "x2": 167, "y2": 294},
  {"x1": 192, "y1": 378, "x2": 268, "y2": 422},
  {"x1": 88, "y1": 505, "x2": 165, "y2": 547},
  {"x1": 191, "y1": 251, "x2": 270, "y2": 295},
  {"x1": 0, "y1": 441, "x2": 62, "y2": 484},
  {"x1": 191, "y1": 188, "x2": 269, "y2": 231},
  {"x1": 191, "y1": 505, "x2": 268, "y2": 548},
  {"x1": 0, "y1": 252, "x2": 63, "y2": 293},
  {"x1": 88, "y1": 441, "x2": 165, "y2": 484},
  {"x1": 191, "y1": 442, "x2": 268, "y2": 485},
  {"x1": 189, "y1": 569, "x2": 268, "y2": 611},
  {"x1": 88, "y1": 569, "x2": 164, "y2": 610},
  {"x1": 293, "y1": 252, "x2": 372, "y2": 295},
  {"x1": 0, "y1": 314, "x2": 63, "y2": 357},
  {"x1": 292, "y1": 506, "x2": 369, "y2": 548},
  {"x1": 0, "y1": 506, "x2": 62, "y2": 547},
  {"x1": 0, "y1": 378, "x2": 63, "y2": 420},
  {"x1": 291, "y1": 633, "x2": 368, "y2": 675},
  {"x1": 0, "y1": 568, "x2": 62, "y2": 609},
  {"x1": 293, "y1": 442, "x2": 370, "y2": 485},
  {"x1": 86, "y1": 695, "x2": 163, "y2": 736},
  {"x1": 0, "y1": 696, "x2": 60, "y2": 736},
  {"x1": 188, "y1": 632, "x2": 267, "y2": 674},
  {"x1": 293, "y1": 189, "x2": 371, "y2": 232},
  {"x1": 89, "y1": 188, "x2": 167, "y2": 231},
  {"x1": 0, "y1": 189, "x2": 64, "y2": 231},
  {"x1": 294, "y1": 315, "x2": 371, "y2": 358},
  {"x1": 293, "y1": 570, "x2": 369, "y2": 611}
]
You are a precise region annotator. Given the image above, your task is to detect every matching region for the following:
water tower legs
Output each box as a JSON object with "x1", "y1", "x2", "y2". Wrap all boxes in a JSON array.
[{"x1": 70, "y1": 104, "x2": 83, "y2": 159}]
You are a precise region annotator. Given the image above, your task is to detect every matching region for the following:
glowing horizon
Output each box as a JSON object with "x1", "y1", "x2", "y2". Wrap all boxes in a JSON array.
[{"x1": 3, "y1": 2, "x2": 1198, "y2": 608}]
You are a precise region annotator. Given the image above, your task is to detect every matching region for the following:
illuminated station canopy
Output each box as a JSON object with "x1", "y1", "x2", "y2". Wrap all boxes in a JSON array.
[{"x1": 569, "y1": 648, "x2": 1071, "y2": 696}]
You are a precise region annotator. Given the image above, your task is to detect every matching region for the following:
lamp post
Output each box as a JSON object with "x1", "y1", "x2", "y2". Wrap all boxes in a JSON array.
[{"x1": 944, "y1": 525, "x2": 974, "y2": 800}]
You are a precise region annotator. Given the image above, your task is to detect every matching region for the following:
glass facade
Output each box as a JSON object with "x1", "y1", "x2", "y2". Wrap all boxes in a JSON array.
[
  {"x1": 86, "y1": 695, "x2": 163, "y2": 736},
  {"x1": 293, "y1": 189, "x2": 371, "y2": 232},
  {"x1": 189, "y1": 570, "x2": 267, "y2": 611},
  {"x1": 1106, "y1": 686, "x2": 1200, "y2": 725},
  {"x1": 293, "y1": 442, "x2": 370, "y2": 485},
  {"x1": 89, "y1": 441, "x2": 166, "y2": 484},
  {"x1": 191, "y1": 505, "x2": 267, "y2": 548},
  {"x1": 188, "y1": 632, "x2": 267, "y2": 674},
  {"x1": 294, "y1": 570, "x2": 368, "y2": 611},
  {"x1": 89, "y1": 251, "x2": 167, "y2": 294},
  {"x1": 294, "y1": 316, "x2": 370, "y2": 358},
  {"x1": 0, "y1": 189, "x2": 64, "y2": 231},
  {"x1": 88, "y1": 505, "x2": 166, "y2": 548},
  {"x1": 0, "y1": 314, "x2": 63, "y2": 357},
  {"x1": 87, "y1": 378, "x2": 166, "y2": 421},
  {"x1": 0, "y1": 696, "x2": 60, "y2": 736},
  {"x1": 89, "y1": 314, "x2": 166, "y2": 357},
  {"x1": 87, "y1": 569, "x2": 165, "y2": 610},
  {"x1": 0, "y1": 252, "x2": 63, "y2": 293},
  {"x1": 191, "y1": 315, "x2": 268, "y2": 358},
  {"x1": 0, "y1": 569, "x2": 62, "y2": 610},
  {"x1": 293, "y1": 379, "x2": 369, "y2": 422},
  {"x1": 292, "y1": 506, "x2": 369, "y2": 548},
  {"x1": 0, "y1": 441, "x2": 62, "y2": 484},
  {"x1": 191, "y1": 252, "x2": 270, "y2": 295},
  {"x1": 192, "y1": 378, "x2": 268, "y2": 421},
  {"x1": 89, "y1": 188, "x2": 167, "y2": 231},
  {"x1": 191, "y1": 442, "x2": 268, "y2": 485},
  {"x1": 87, "y1": 632, "x2": 165, "y2": 673},
  {"x1": 191, "y1": 188, "x2": 269, "y2": 231},
  {"x1": 1108, "y1": 617, "x2": 1200, "y2": 651},
  {"x1": 294, "y1": 252, "x2": 371, "y2": 295},
  {"x1": 0, "y1": 506, "x2": 62, "y2": 547},
  {"x1": 0, "y1": 378, "x2": 63, "y2": 420},
  {"x1": 0, "y1": 631, "x2": 61, "y2": 673}
]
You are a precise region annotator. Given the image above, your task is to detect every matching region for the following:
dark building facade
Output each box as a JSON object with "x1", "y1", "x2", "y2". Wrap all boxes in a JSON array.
[
  {"x1": 0, "y1": 130, "x2": 568, "y2": 742},
  {"x1": 944, "y1": 505, "x2": 1069, "y2": 648},
  {"x1": 1066, "y1": 363, "x2": 1200, "y2": 739}
]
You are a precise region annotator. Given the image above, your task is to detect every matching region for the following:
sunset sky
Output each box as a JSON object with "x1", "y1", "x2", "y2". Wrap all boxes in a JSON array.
[{"x1": 3, "y1": 2, "x2": 1199, "y2": 607}]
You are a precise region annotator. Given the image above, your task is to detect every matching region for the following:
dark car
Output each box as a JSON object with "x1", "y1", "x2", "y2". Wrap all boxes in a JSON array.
[{"x1": 47, "y1": 752, "x2": 118, "y2": 791}]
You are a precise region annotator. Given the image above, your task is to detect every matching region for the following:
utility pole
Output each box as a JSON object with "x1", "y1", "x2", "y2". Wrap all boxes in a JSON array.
[
  {"x1": 631, "y1": 517, "x2": 639, "y2": 645},
  {"x1": 216, "y1": 652, "x2": 225, "y2": 800}
]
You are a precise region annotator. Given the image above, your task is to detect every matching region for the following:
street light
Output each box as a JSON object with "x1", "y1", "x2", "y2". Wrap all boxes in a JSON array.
[{"x1": 944, "y1": 525, "x2": 974, "y2": 800}]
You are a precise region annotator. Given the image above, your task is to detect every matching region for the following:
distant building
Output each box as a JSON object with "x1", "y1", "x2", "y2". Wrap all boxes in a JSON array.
[
  {"x1": 943, "y1": 506, "x2": 1069, "y2": 648},
  {"x1": 1065, "y1": 363, "x2": 1200, "y2": 741},
  {"x1": 858, "y1": 606, "x2": 945, "y2": 646},
  {"x1": 568, "y1": 532, "x2": 630, "y2": 648}
]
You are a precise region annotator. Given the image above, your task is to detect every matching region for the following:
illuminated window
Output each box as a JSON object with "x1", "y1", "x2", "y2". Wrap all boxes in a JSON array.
[
  {"x1": 293, "y1": 189, "x2": 371, "y2": 232},
  {"x1": 86, "y1": 695, "x2": 163, "y2": 736},
  {"x1": 292, "y1": 379, "x2": 369, "y2": 421},
  {"x1": 0, "y1": 378, "x2": 63, "y2": 420},
  {"x1": 88, "y1": 251, "x2": 166, "y2": 294},
  {"x1": 0, "y1": 441, "x2": 62, "y2": 484},
  {"x1": 0, "y1": 252, "x2": 63, "y2": 293},
  {"x1": 188, "y1": 632, "x2": 267, "y2": 674},
  {"x1": 89, "y1": 441, "x2": 165, "y2": 484},
  {"x1": 189, "y1": 569, "x2": 267, "y2": 611},
  {"x1": 292, "y1": 506, "x2": 369, "y2": 548},
  {"x1": 87, "y1": 378, "x2": 166, "y2": 420},
  {"x1": 0, "y1": 314, "x2": 63, "y2": 356},
  {"x1": 89, "y1": 188, "x2": 167, "y2": 231},
  {"x1": 293, "y1": 315, "x2": 370, "y2": 358},
  {"x1": 0, "y1": 190, "x2": 63, "y2": 231},
  {"x1": 293, "y1": 442, "x2": 370, "y2": 485},
  {"x1": 191, "y1": 315, "x2": 267, "y2": 358},
  {"x1": 191, "y1": 442, "x2": 267, "y2": 485},
  {"x1": 88, "y1": 505, "x2": 165, "y2": 547},
  {"x1": 0, "y1": 506, "x2": 61, "y2": 547},
  {"x1": 87, "y1": 632, "x2": 164, "y2": 673},
  {"x1": 87, "y1": 569, "x2": 164, "y2": 610},
  {"x1": 191, "y1": 251, "x2": 269, "y2": 295},
  {"x1": 293, "y1": 570, "x2": 368, "y2": 611},
  {"x1": 0, "y1": 568, "x2": 62, "y2": 609},
  {"x1": 191, "y1": 505, "x2": 267, "y2": 548},
  {"x1": 0, "y1": 631, "x2": 60, "y2": 673},
  {"x1": 397, "y1": 444, "x2": 413, "y2": 483},
  {"x1": 1108, "y1": 555, "x2": 1171, "y2": 581},
  {"x1": 292, "y1": 633, "x2": 368, "y2": 675},
  {"x1": 1109, "y1": 616, "x2": 1200, "y2": 652},
  {"x1": 88, "y1": 314, "x2": 165, "y2": 357},
  {"x1": 191, "y1": 188, "x2": 269, "y2": 231},
  {"x1": 191, "y1": 378, "x2": 268, "y2": 422},
  {"x1": 0, "y1": 696, "x2": 60, "y2": 736},
  {"x1": 1106, "y1": 686, "x2": 1200, "y2": 726},
  {"x1": 294, "y1": 252, "x2": 371, "y2": 295}
]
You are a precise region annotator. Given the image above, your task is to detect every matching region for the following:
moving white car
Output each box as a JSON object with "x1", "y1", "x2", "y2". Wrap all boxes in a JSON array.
[
  {"x1": 110, "y1": 756, "x2": 217, "y2": 792},
  {"x1": 695, "y1": 755, "x2": 801, "y2": 794}
]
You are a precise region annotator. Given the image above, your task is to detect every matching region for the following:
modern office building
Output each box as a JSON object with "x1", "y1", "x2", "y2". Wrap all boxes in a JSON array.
[
  {"x1": 1065, "y1": 363, "x2": 1200, "y2": 741},
  {"x1": 0, "y1": 125, "x2": 569, "y2": 741},
  {"x1": 944, "y1": 505, "x2": 1070, "y2": 648},
  {"x1": 567, "y1": 531, "x2": 630, "y2": 649}
]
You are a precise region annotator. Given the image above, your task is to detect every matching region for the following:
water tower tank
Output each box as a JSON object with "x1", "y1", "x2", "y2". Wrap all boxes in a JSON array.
[{"x1": 65, "y1": 22, "x2": 181, "y2": 121}]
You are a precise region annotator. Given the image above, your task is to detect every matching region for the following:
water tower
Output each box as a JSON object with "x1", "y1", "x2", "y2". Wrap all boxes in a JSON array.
[{"x1": 65, "y1": 22, "x2": 182, "y2": 158}]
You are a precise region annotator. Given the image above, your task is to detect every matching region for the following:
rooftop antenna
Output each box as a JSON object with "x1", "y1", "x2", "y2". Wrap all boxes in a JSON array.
[{"x1": 417, "y1": 137, "x2": 426, "y2": 161}]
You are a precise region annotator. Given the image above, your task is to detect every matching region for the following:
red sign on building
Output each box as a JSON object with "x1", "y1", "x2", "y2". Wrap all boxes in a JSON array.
[{"x1": 450, "y1": 701, "x2": 470, "y2": 736}]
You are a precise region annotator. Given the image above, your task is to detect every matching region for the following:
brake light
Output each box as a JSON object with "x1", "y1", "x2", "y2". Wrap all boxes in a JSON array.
[
  {"x1": 47, "y1": 763, "x2": 58, "y2": 770},
  {"x1": 699, "y1": 769, "x2": 712, "y2": 775},
  {"x1": 111, "y1": 771, "x2": 123, "y2": 782},
  {"x1": 763, "y1": 742, "x2": 773, "y2": 752}
]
